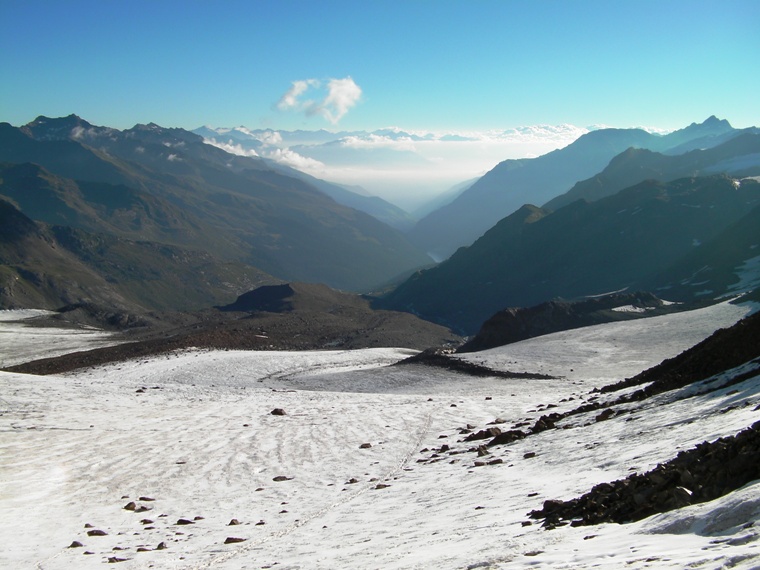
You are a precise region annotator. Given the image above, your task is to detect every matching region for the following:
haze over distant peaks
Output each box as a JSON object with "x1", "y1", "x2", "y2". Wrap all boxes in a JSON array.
[{"x1": 193, "y1": 123, "x2": 592, "y2": 211}]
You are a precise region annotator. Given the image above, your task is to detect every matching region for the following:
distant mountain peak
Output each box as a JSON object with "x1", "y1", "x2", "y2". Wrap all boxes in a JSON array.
[
  {"x1": 21, "y1": 114, "x2": 100, "y2": 141},
  {"x1": 703, "y1": 115, "x2": 724, "y2": 125},
  {"x1": 124, "y1": 122, "x2": 203, "y2": 145},
  {"x1": 27, "y1": 114, "x2": 88, "y2": 128},
  {"x1": 685, "y1": 115, "x2": 732, "y2": 131}
]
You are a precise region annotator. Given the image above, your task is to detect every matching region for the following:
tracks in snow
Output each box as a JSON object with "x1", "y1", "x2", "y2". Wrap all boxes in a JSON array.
[{"x1": 194, "y1": 409, "x2": 435, "y2": 569}]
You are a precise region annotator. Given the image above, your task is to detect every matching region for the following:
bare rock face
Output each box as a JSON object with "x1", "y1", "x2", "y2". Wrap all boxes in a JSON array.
[
  {"x1": 459, "y1": 292, "x2": 668, "y2": 352},
  {"x1": 464, "y1": 427, "x2": 502, "y2": 442},
  {"x1": 529, "y1": 420, "x2": 760, "y2": 528},
  {"x1": 488, "y1": 429, "x2": 526, "y2": 447}
]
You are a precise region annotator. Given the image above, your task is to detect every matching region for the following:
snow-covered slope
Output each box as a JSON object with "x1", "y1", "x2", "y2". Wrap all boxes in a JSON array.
[
  {"x1": 1, "y1": 300, "x2": 759, "y2": 569},
  {"x1": 0, "y1": 310, "x2": 119, "y2": 368}
]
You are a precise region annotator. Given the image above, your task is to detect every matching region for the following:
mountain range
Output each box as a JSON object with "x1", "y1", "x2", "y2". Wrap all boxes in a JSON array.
[
  {"x1": 4, "y1": 109, "x2": 760, "y2": 570},
  {"x1": 545, "y1": 131, "x2": 760, "y2": 211},
  {"x1": 3, "y1": 113, "x2": 760, "y2": 346},
  {"x1": 0, "y1": 115, "x2": 432, "y2": 306},
  {"x1": 408, "y1": 116, "x2": 759, "y2": 260},
  {"x1": 381, "y1": 174, "x2": 760, "y2": 333}
]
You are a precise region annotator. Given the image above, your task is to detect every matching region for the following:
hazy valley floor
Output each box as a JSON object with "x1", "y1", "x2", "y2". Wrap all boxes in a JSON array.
[{"x1": 1, "y1": 301, "x2": 760, "y2": 569}]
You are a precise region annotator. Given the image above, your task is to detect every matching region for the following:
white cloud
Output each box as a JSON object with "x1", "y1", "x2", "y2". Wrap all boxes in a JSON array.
[
  {"x1": 258, "y1": 130, "x2": 283, "y2": 145},
  {"x1": 491, "y1": 124, "x2": 590, "y2": 143},
  {"x1": 167, "y1": 153, "x2": 180, "y2": 162},
  {"x1": 276, "y1": 79, "x2": 320, "y2": 112},
  {"x1": 205, "y1": 138, "x2": 260, "y2": 158},
  {"x1": 70, "y1": 125, "x2": 104, "y2": 139},
  {"x1": 339, "y1": 134, "x2": 417, "y2": 152},
  {"x1": 265, "y1": 148, "x2": 326, "y2": 172},
  {"x1": 276, "y1": 77, "x2": 362, "y2": 125},
  {"x1": 200, "y1": 122, "x2": 590, "y2": 210},
  {"x1": 315, "y1": 77, "x2": 362, "y2": 124},
  {"x1": 202, "y1": 137, "x2": 325, "y2": 174}
]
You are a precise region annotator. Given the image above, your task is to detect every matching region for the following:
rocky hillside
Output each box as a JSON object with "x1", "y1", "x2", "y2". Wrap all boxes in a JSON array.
[{"x1": 527, "y1": 310, "x2": 760, "y2": 527}]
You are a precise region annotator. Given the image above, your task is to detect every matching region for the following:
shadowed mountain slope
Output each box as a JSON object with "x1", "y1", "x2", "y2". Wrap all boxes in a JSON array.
[
  {"x1": 381, "y1": 175, "x2": 760, "y2": 334},
  {"x1": 0, "y1": 115, "x2": 431, "y2": 293},
  {"x1": 0, "y1": 199, "x2": 276, "y2": 311},
  {"x1": 408, "y1": 117, "x2": 740, "y2": 260},
  {"x1": 0, "y1": 162, "x2": 234, "y2": 254},
  {"x1": 0, "y1": 199, "x2": 135, "y2": 310},
  {"x1": 640, "y1": 202, "x2": 760, "y2": 301}
]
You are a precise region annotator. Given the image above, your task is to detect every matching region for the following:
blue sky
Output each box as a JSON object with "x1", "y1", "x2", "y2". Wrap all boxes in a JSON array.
[{"x1": 2, "y1": 0, "x2": 759, "y2": 132}]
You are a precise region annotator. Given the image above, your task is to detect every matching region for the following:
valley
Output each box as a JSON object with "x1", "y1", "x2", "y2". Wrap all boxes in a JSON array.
[
  {"x1": 2, "y1": 113, "x2": 760, "y2": 570},
  {"x1": 5, "y1": 3, "x2": 760, "y2": 567}
]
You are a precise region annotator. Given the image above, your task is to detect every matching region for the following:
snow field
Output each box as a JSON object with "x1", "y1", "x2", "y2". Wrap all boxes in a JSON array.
[
  {"x1": 1, "y1": 299, "x2": 759, "y2": 568},
  {"x1": 0, "y1": 310, "x2": 119, "y2": 368}
]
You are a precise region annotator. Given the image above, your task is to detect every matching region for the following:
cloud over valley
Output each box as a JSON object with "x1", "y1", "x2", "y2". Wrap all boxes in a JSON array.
[{"x1": 198, "y1": 123, "x2": 594, "y2": 210}]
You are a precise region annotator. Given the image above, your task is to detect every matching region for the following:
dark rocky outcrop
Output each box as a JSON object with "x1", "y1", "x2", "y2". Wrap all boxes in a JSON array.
[
  {"x1": 394, "y1": 348, "x2": 554, "y2": 379},
  {"x1": 464, "y1": 427, "x2": 503, "y2": 442},
  {"x1": 458, "y1": 292, "x2": 673, "y2": 352},
  {"x1": 602, "y1": 308, "x2": 760, "y2": 398},
  {"x1": 529, "y1": 421, "x2": 760, "y2": 528}
]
